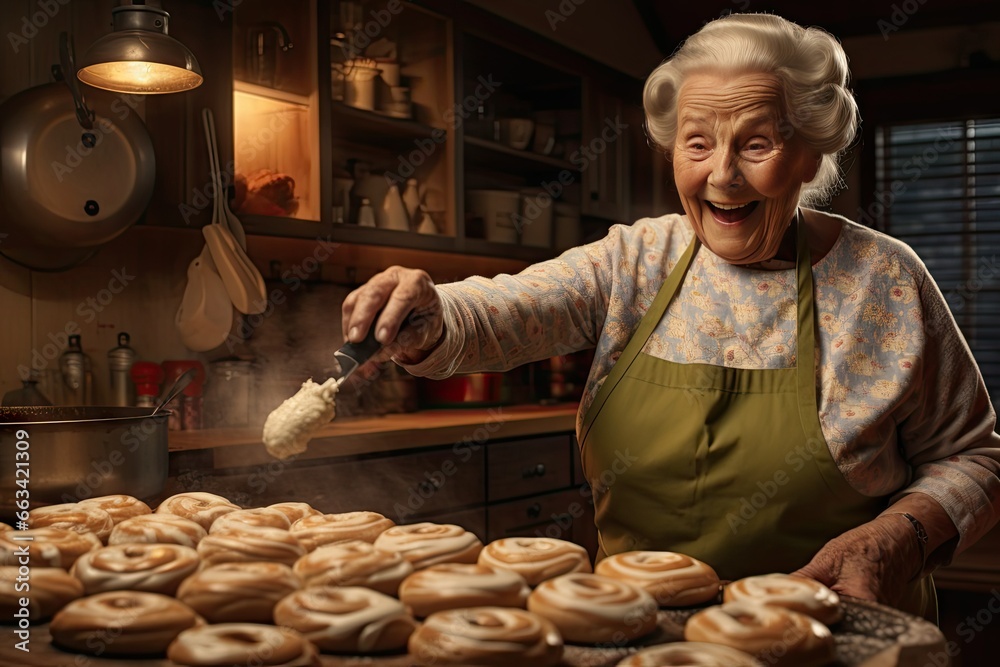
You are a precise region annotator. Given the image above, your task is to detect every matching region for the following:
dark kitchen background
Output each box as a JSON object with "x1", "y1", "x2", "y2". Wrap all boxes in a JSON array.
[{"x1": 1, "y1": 1, "x2": 999, "y2": 662}]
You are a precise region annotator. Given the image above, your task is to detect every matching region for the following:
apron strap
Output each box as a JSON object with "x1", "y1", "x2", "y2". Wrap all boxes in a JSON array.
[
  {"x1": 580, "y1": 231, "x2": 700, "y2": 446},
  {"x1": 793, "y1": 210, "x2": 822, "y2": 439}
]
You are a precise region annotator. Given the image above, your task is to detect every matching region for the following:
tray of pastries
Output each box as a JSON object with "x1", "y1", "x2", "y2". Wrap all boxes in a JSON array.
[{"x1": 0, "y1": 493, "x2": 947, "y2": 667}]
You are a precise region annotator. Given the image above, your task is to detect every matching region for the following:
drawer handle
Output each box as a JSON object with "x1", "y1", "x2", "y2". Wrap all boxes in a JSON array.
[
  {"x1": 526, "y1": 503, "x2": 542, "y2": 519},
  {"x1": 417, "y1": 477, "x2": 443, "y2": 495},
  {"x1": 522, "y1": 463, "x2": 546, "y2": 479}
]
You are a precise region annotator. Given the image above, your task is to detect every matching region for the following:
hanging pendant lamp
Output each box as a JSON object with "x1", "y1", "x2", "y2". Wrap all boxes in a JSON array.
[{"x1": 77, "y1": 1, "x2": 203, "y2": 94}]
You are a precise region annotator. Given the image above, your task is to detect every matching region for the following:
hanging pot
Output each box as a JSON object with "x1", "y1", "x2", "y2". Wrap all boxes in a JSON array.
[{"x1": 0, "y1": 35, "x2": 155, "y2": 271}]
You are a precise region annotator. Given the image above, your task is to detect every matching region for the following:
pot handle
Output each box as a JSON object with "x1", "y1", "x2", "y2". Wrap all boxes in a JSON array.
[{"x1": 53, "y1": 31, "x2": 94, "y2": 130}]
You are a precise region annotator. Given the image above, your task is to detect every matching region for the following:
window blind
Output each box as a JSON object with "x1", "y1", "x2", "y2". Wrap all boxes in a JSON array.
[{"x1": 874, "y1": 119, "x2": 1000, "y2": 406}]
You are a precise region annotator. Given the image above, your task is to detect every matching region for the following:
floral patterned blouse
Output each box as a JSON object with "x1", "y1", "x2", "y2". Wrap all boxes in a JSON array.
[{"x1": 403, "y1": 213, "x2": 1000, "y2": 551}]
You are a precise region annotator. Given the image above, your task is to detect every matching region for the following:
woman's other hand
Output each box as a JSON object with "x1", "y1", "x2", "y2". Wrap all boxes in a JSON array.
[
  {"x1": 791, "y1": 514, "x2": 922, "y2": 607},
  {"x1": 342, "y1": 266, "x2": 445, "y2": 364}
]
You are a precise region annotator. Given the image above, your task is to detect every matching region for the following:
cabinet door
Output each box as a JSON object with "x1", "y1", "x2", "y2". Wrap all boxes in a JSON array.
[{"x1": 581, "y1": 83, "x2": 630, "y2": 222}]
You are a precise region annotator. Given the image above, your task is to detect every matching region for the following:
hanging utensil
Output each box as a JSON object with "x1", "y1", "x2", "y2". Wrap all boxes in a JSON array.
[
  {"x1": 204, "y1": 106, "x2": 247, "y2": 250},
  {"x1": 201, "y1": 108, "x2": 266, "y2": 315},
  {"x1": 0, "y1": 33, "x2": 155, "y2": 271},
  {"x1": 175, "y1": 254, "x2": 233, "y2": 351},
  {"x1": 152, "y1": 368, "x2": 198, "y2": 415}
]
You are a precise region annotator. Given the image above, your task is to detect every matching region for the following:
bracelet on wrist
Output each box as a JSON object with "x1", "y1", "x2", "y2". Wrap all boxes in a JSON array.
[{"x1": 888, "y1": 512, "x2": 928, "y2": 578}]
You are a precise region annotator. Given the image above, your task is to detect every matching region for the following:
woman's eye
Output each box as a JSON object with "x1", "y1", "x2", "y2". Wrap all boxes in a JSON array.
[{"x1": 743, "y1": 138, "x2": 773, "y2": 152}]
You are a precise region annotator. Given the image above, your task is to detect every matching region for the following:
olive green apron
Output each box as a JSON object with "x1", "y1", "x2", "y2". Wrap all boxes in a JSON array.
[{"x1": 579, "y1": 214, "x2": 936, "y2": 620}]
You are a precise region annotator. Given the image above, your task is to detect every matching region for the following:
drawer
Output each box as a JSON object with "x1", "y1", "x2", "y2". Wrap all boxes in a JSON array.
[
  {"x1": 487, "y1": 435, "x2": 572, "y2": 502},
  {"x1": 228, "y1": 446, "x2": 486, "y2": 521},
  {"x1": 486, "y1": 489, "x2": 589, "y2": 543}
]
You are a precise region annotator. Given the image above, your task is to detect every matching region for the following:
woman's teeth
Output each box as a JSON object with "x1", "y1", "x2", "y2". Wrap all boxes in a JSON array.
[{"x1": 707, "y1": 200, "x2": 759, "y2": 224}]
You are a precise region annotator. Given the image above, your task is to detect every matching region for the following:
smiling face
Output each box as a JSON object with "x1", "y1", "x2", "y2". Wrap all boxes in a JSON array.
[{"x1": 672, "y1": 71, "x2": 818, "y2": 265}]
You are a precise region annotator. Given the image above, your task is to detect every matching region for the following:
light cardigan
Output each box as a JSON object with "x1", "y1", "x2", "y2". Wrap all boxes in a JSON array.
[{"x1": 403, "y1": 213, "x2": 1000, "y2": 552}]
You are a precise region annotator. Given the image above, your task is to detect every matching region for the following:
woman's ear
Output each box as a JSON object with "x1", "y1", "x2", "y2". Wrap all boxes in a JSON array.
[{"x1": 800, "y1": 152, "x2": 822, "y2": 184}]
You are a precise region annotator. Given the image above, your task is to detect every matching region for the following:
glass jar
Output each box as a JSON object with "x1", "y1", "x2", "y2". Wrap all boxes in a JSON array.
[{"x1": 204, "y1": 360, "x2": 253, "y2": 428}]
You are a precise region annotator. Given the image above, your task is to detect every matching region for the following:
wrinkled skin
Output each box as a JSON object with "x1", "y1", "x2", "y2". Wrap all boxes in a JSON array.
[
  {"x1": 793, "y1": 514, "x2": 922, "y2": 607},
  {"x1": 341, "y1": 265, "x2": 444, "y2": 364}
]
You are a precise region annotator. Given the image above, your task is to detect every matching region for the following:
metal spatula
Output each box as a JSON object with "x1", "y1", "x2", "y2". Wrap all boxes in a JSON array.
[{"x1": 330, "y1": 320, "x2": 383, "y2": 387}]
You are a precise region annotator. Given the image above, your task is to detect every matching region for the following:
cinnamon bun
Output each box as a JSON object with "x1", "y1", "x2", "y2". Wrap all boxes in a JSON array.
[
  {"x1": 293, "y1": 539, "x2": 412, "y2": 596},
  {"x1": 399, "y1": 563, "x2": 530, "y2": 618},
  {"x1": 373, "y1": 523, "x2": 483, "y2": 570},
  {"x1": 527, "y1": 573, "x2": 657, "y2": 644},
  {"x1": 273, "y1": 586, "x2": 417, "y2": 653},
  {"x1": 595, "y1": 551, "x2": 720, "y2": 606},
  {"x1": 409, "y1": 607, "x2": 563, "y2": 666},
  {"x1": 478, "y1": 537, "x2": 592, "y2": 586},
  {"x1": 70, "y1": 543, "x2": 199, "y2": 596}
]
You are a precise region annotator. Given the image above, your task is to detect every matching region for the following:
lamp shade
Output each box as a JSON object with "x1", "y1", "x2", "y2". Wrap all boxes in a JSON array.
[{"x1": 77, "y1": 4, "x2": 202, "y2": 94}]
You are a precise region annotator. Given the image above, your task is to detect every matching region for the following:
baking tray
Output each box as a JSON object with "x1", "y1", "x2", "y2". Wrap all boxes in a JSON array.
[{"x1": 1, "y1": 597, "x2": 946, "y2": 667}]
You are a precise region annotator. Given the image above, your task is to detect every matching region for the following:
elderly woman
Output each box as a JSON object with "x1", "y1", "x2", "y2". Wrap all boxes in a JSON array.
[{"x1": 342, "y1": 14, "x2": 1000, "y2": 620}]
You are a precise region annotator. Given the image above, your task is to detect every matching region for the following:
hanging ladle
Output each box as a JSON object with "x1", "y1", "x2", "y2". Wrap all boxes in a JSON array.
[{"x1": 151, "y1": 368, "x2": 198, "y2": 416}]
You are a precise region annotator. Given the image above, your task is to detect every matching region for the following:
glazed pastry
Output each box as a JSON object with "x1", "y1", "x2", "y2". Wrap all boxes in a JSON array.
[
  {"x1": 108, "y1": 514, "x2": 208, "y2": 548},
  {"x1": 478, "y1": 537, "x2": 592, "y2": 586},
  {"x1": 684, "y1": 601, "x2": 835, "y2": 667},
  {"x1": 399, "y1": 563, "x2": 530, "y2": 618},
  {"x1": 290, "y1": 511, "x2": 395, "y2": 550},
  {"x1": 70, "y1": 543, "x2": 200, "y2": 596},
  {"x1": 177, "y1": 562, "x2": 301, "y2": 623},
  {"x1": 293, "y1": 539, "x2": 413, "y2": 596},
  {"x1": 209, "y1": 507, "x2": 292, "y2": 534},
  {"x1": 78, "y1": 494, "x2": 152, "y2": 525},
  {"x1": 409, "y1": 607, "x2": 563, "y2": 666},
  {"x1": 269, "y1": 502, "x2": 322, "y2": 524},
  {"x1": 0, "y1": 527, "x2": 101, "y2": 568},
  {"x1": 616, "y1": 642, "x2": 766, "y2": 666},
  {"x1": 527, "y1": 573, "x2": 657, "y2": 644},
  {"x1": 724, "y1": 573, "x2": 842, "y2": 625},
  {"x1": 168, "y1": 623, "x2": 320, "y2": 667},
  {"x1": 0, "y1": 566, "x2": 84, "y2": 621},
  {"x1": 28, "y1": 503, "x2": 114, "y2": 543},
  {"x1": 595, "y1": 551, "x2": 720, "y2": 606},
  {"x1": 197, "y1": 527, "x2": 305, "y2": 566},
  {"x1": 0, "y1": 523, "x2": 14, "y2": 532},
  {"x1": 373, "y1": 523, "x2": 483, "y2": 570},
  {"x1": 50, "y1": 590, "x2": 202, "y2": 656},
  {"x1": 155, "y1": 492, "x2": 241, "y2": 531},
  {"x1": 273, "y1": 586, "x2": 417, "y2": 653}
]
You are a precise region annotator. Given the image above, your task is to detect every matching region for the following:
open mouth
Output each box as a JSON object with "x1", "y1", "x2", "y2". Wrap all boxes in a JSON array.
[{"x1": 707, "y1": 200, "x2": 759, "y2": 225}]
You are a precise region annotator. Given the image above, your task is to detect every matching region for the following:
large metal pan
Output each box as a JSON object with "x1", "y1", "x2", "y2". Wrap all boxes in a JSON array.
[
  {"x1": 0, "y1": 64, "x2": 155, "y2": 271},
  {"x1": 0, "y1": 406, "x2": 169, "y2": 521}
]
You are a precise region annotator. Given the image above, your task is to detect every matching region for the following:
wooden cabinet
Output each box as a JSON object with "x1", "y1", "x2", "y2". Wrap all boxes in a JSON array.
[
  {"x1": 146, "y1": 0, "x2": 649, "y2": 265},
  {"x1": 165, "y1": 430, "x2": 598, "y2": 558},
  {"x1": 486, "y1": 435, "x2": 572, "y2": 502},
  {"x1": 581, "y1": 85, "x2": 630, "y2": 222}
]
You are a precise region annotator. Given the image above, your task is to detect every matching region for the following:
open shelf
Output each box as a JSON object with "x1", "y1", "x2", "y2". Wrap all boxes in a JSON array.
[
  {"x1": 233, "y1": 79, "x2": 312, "y2": 107},
  {"x1": 465, "y1": 136, "x2": 577, "y2": 174},
  {"x1": 330, "y1": 101, "x2": 444, "y2": 148}
]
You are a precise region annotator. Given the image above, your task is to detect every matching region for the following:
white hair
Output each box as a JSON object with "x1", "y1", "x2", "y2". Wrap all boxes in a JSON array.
[{"x1": 643, "y1": 13, "x2": 859, "y2": 205}]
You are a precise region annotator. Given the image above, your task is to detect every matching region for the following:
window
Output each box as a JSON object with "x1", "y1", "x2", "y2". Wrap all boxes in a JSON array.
[{"x1": 874, "y1": 119, "x2": 1000, "y2": 405}]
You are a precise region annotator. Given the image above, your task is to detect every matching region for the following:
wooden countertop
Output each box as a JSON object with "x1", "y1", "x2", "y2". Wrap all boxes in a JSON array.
[{"x1": 167, "y1": 403, "x2": 579, "y2": 468}]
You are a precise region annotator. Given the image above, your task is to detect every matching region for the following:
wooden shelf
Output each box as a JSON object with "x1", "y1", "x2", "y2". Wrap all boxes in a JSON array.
[
  {"x1": 330, "y1": 101, "x2": 444, "y2": 149},
  {"x1": 241, "y1": 215, "x2": 555, "y2": 263},
  {"x1": 167, "y1": 403, "x2": 579, "y2": 468},
  {"x1": 233, "y1": 79, "x2": 312, "y2": 107},
  {"x1": 465, "y1": 135, "x2": 578, "y2": 174}
]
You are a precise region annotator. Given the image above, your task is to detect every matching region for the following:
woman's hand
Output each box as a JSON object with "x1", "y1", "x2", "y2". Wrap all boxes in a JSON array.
[
  {"x1": 791, "y1": 514, "x2": 922, "y2": 607},
  {"x1": 341, "y1": 266, "x2": 445, "y2": 364}
]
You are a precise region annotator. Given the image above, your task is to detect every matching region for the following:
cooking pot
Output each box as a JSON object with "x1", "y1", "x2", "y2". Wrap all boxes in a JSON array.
[
  {"x1": 0, "y1": 406, "x2": 169, "y2": 521},
  {"x1": 0, "y1": 38, "x2": 155, "y2": 271}
]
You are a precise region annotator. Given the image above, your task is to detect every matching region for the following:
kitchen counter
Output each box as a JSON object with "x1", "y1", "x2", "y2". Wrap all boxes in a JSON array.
[{"x1": 167, "y1": 403, "x2": 579, "y2": 468}]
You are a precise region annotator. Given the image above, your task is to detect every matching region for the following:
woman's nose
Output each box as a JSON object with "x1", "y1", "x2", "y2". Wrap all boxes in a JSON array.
[{"x1": 707, "y1": 148, "x2": 743, "y2": 189}]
